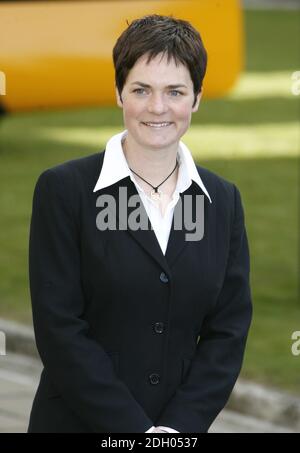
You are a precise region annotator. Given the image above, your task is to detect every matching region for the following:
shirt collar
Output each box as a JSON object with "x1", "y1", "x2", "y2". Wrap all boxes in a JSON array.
[{"x1": 93, "y1": 130, "x2": 212, "y2": 204}]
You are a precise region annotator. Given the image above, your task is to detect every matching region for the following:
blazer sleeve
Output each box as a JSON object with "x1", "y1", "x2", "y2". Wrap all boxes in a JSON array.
[
  {"x1": 155, "y1": 184, "x2": 253, "y2": 433},
  {"x1": 29, "y1": 168, "x2": 154, "y2": 433}
]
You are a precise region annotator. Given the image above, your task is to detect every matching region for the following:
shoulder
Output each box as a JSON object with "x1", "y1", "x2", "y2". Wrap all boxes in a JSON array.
[
  {"x1": 196, "y1": 164, "x2": 237, "y2": 201},
  {"x1": 195, "y1": 164, "x2": 245, "y2": 225},
  {"x1": 35, "y1": 151, "x2": 105, "y2": 194}
]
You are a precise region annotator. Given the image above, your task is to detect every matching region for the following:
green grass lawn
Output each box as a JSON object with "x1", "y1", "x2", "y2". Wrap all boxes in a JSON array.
[{"x1": 0, "y1": 9, "x2": 299, "y2": 394}]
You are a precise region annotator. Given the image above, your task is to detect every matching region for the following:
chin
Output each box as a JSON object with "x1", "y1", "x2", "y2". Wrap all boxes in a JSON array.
[
  {"x1": 143, "y1": 139, "x2": 174, "y2": 149},
  {"x1": 141, "y1": 134, "x2": 178, "y2": 147}
]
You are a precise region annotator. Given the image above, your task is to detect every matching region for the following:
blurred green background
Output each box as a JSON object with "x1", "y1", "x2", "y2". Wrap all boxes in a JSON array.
[{"x1": 0, "y1": 9, "x2": 299, "y2": 393}]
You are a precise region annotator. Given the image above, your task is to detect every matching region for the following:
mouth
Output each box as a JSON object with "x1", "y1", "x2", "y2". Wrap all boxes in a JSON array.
[{"x1": 141, "y1": 122, "x2": 173, "y2": 129}]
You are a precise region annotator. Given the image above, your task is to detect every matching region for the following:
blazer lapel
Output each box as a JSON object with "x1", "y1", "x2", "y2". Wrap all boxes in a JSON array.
[
  {"x1": 96, "y1": 177, "x2": 172, "y2": 276},
  {"x1": 165, "y1": 181, "x2": 207, "y2": 267}
]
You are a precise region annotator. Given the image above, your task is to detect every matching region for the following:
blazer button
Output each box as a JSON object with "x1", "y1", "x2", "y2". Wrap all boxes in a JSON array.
[
  {"x1": 159, "y1": 272, "x2": 169, "y2": 283},
  {"x1": 154, "y1": 322, "x2": 164, "y2": 334},
  {"x1": 149, "y1": 373, "x2": 160, "y2": 385}
]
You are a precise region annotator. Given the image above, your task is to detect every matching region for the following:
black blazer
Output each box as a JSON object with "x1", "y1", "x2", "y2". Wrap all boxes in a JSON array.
[{"x1": 28, "y1": 150, "x2": 252, "y2": 433}]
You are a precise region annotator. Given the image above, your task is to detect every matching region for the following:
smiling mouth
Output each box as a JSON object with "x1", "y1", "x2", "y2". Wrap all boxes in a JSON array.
[{"x1": 142, "y1": 122, "x2": 173, "y2": 129}]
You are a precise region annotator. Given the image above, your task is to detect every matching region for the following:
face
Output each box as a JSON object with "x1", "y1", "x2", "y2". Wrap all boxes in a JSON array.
[{"x1": 116, "y1": 52, "x2": 201, "y2": 152}]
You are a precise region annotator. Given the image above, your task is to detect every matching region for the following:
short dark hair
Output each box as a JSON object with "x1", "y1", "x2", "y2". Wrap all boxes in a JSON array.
[{"x1": 113, "y1": 14, "x2": 207, "y2": 108}]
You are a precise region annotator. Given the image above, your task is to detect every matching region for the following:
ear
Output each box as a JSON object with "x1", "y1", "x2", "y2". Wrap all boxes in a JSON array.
[
  {"x1": 191, "y1": 90, "x2": 202, "y2": 113},
  {"x1": 115, "y1": 86, "x2": 123, "y2": 108}
]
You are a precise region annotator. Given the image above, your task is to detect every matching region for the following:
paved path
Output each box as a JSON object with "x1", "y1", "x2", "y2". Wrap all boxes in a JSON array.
[{"x1": 0, "y1": 352, "x2": 295, "y2": 433}]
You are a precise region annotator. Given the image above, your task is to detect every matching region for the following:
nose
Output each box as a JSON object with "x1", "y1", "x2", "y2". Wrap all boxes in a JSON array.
[{"x1": 147, "y1": 93, "x2": 168, "y2": 115}]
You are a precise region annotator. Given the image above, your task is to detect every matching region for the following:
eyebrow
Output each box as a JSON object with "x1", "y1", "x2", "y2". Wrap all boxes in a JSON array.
[{"x1": 130, "y1": 81, "x2": 188, "y2": 89}]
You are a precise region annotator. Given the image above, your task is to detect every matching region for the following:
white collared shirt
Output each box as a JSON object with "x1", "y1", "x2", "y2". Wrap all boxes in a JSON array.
[{"x1": 93, "y1": 130, "x2": 212, "y2": 255}]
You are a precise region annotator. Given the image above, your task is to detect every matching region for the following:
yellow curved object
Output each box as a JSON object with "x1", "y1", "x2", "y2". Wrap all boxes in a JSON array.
[{"x1": 0, "y1": 0, "x2": 244, "y2": 112}]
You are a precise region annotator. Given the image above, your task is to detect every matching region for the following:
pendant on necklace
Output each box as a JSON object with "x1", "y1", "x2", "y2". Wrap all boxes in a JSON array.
[{"x1": 150, "y1": 189, "x2": 162, "y2": 201}]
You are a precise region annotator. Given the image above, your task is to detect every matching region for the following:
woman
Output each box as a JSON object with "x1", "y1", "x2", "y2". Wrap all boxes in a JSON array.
[{"x1": 28, "y1": 14, "x2": 252, "y2": 433}]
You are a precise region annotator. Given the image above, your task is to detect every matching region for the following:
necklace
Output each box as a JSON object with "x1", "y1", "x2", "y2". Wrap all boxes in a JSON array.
[{"x1": 129, "y1": 160, "x2": 178, "y2": 201}]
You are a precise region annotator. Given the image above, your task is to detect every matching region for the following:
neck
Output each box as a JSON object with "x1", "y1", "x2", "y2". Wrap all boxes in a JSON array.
[{"x1": 122, "y1": 134, "x2": 179, "y2": 187}]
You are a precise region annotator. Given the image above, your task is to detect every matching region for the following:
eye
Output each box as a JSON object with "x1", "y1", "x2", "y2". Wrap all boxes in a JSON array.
[
  {"x1": 133, "y1": 88, "x2": 147, "y2": 95},
  {"x1": 170, "y1": 90, "x2": 183, "y2": 97}
]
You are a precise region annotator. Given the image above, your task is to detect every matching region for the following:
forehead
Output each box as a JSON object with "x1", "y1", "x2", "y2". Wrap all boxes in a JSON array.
[{"x1": 126, "y1": 52, "x2": 192, "y2": 86}]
